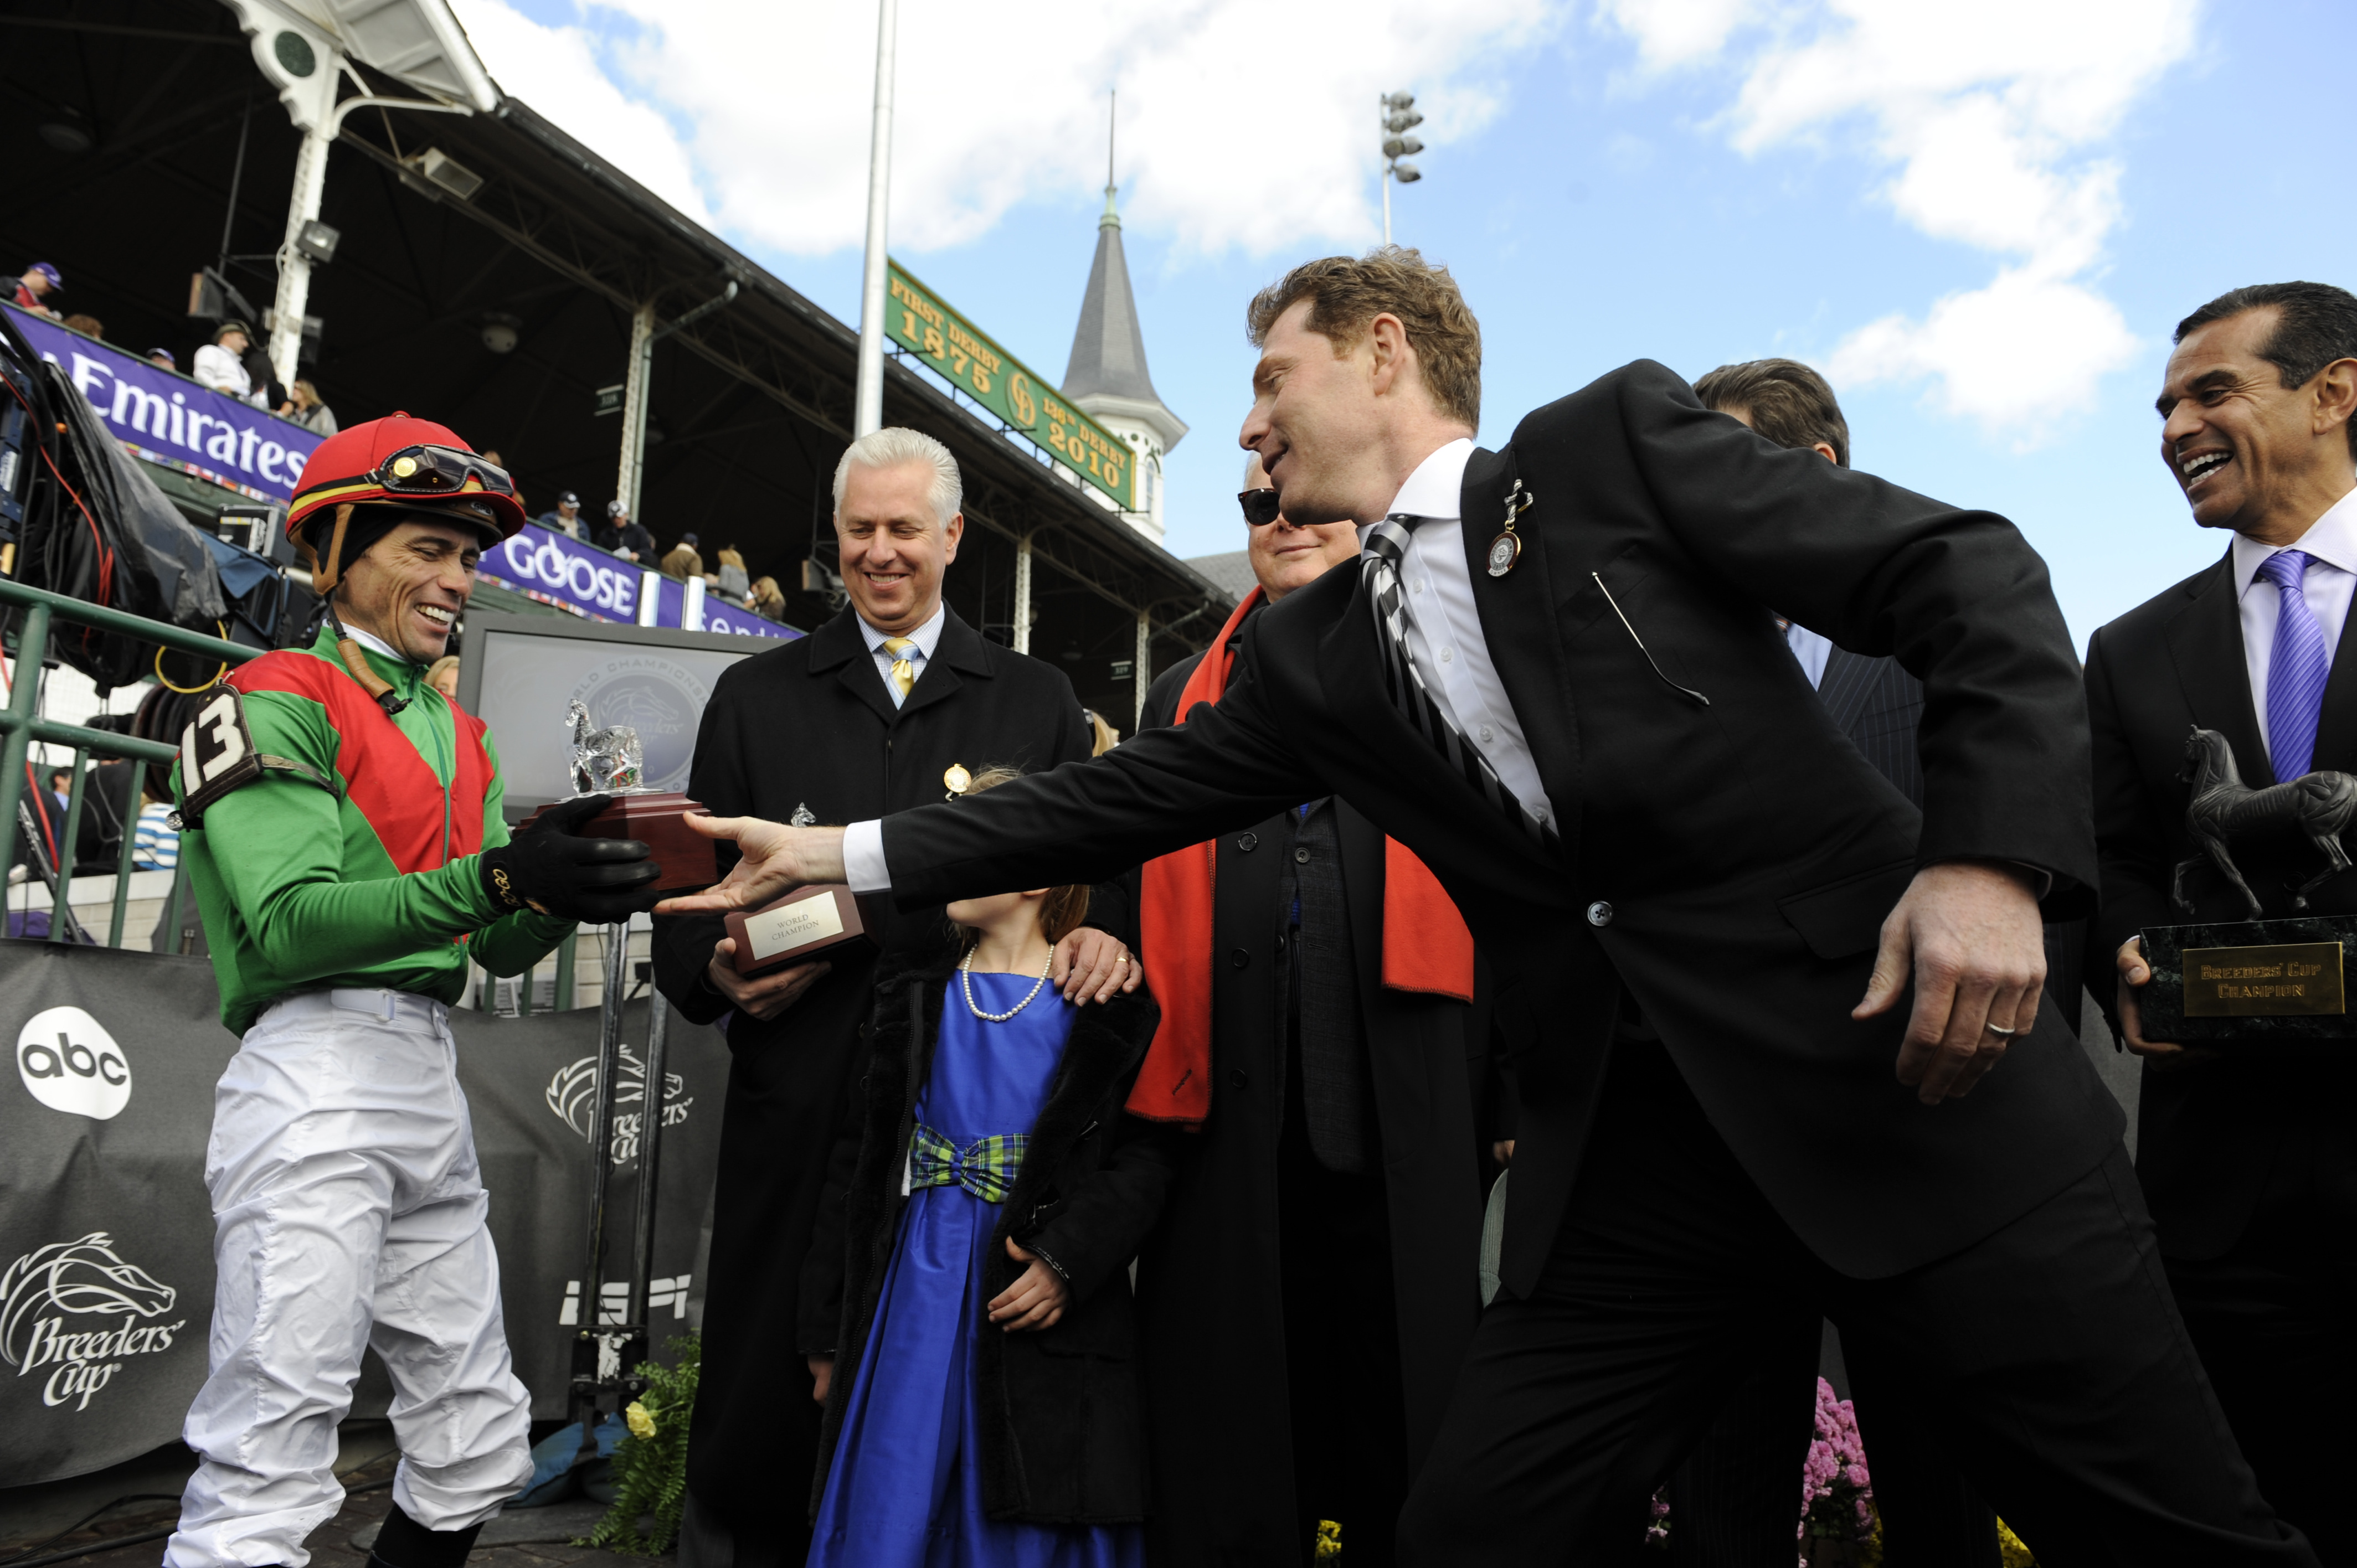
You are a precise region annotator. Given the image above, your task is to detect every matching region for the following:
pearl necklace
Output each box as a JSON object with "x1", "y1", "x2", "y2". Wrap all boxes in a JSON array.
[{"x1": 960, "y1": 949, "x2": 1054, "y2": 1023}]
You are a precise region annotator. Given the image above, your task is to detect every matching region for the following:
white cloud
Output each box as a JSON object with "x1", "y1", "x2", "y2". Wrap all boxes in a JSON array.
[
  {"x1": 455, "y1": 0, "x2": 1553, "y2": 262},
  {"x1": 450, "y1": 0, "x2": 714, "y2": 227},
  {"x1": 1603, "y1": 0, "x2": 2199, "y2": 441}
]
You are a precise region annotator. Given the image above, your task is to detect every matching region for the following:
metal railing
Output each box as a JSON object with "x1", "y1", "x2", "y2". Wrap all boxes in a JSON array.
[{"x1": 0, "y1": 578, "x2": 255, "y2": 947}]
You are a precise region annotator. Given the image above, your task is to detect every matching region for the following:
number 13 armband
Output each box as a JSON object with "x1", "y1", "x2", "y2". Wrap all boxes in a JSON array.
[{"x1": 172, "y1": 687, "x2": 346, "y2": 829}]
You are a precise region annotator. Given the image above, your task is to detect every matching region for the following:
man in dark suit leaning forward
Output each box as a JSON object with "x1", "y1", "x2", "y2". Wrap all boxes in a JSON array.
[
  {"x1": 2097, "y1": 281, "x2": 2357, "y2": 1565},
  {"x1": 663, "y1": 251, "x2": 2310, "y2": 1565}
]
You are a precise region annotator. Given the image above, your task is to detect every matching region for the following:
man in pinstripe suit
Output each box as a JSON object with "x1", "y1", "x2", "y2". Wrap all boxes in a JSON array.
[{"x1": 1666, "y1": 359, "x2": 1996, "y2": 1568}]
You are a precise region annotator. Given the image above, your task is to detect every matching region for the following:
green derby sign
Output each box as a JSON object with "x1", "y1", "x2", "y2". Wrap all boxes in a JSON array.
[{"x1": 884, "y1": 261, "x2": 1137, "y2": 512}]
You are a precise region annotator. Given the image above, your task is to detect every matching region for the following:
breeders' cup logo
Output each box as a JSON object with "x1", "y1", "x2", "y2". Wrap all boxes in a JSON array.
[
  {"x1": 1, "y1": 1234, "x2": 184, "y2": 1411},
  {"x1": 546, "y1": 1044, "x2": 692, "y2": 1167},
  {"x1": 568, "y1": 656, "x2": 712, "y2": 793},
  {"x1": 17, "y1": 1007, "x2": 132, "y2": 1120}
]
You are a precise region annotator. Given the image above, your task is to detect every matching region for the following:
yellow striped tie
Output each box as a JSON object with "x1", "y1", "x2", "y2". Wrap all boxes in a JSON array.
[{"x1": 882, "y1": 637, "x2": 917, "y2": 699}]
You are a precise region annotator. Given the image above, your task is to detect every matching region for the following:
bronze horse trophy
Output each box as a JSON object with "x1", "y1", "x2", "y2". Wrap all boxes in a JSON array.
[{"x1": 2174, "y1": 725, "x2": 2357, "y2": 918}]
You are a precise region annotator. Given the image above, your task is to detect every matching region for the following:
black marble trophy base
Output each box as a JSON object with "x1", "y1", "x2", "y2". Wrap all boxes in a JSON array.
[{"x1": 2139, "y1": 915, "x2": 2357, "y2": 1045}]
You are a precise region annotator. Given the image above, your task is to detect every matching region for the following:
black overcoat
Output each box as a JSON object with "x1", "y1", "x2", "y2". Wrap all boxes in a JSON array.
[
  {"x1": 871, "y1": 361, "x2": 2123, "y2": 1296},
  {"x1": 2085, "y1": 550, "x2": 2357, "y2": 1258},
  {"x1": 798, "y1": 957, "x2": 1169, "y2": 1523},
  {"x1": 650, "y1": 606, "x2": 1125, "y2": 1549},
  {"x1": 1128, "y1": 645, "x2": 1486, "y2": 1564}
]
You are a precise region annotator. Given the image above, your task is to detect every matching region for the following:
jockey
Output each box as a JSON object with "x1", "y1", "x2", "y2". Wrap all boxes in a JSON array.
[{"x1": 162, "y1": 415, "x2": 662, "y2": 1568}]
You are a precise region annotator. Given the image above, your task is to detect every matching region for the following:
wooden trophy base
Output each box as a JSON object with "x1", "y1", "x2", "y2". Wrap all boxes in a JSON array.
[
  {"x1": 724, "y1": 885, "x2": 875, "y2": 977},
  {"x1": 527, "y1": 792, "x2": 718, "y2": 896}
]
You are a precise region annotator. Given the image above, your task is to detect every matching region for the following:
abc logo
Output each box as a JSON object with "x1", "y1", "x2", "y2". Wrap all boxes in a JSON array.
[{"x1": 17, "y1": 1007, "x2": 132, "y2": 1121}]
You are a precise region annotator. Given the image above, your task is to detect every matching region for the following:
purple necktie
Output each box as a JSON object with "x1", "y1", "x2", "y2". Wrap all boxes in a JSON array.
[{"x1": 2257, "y1": 548, "x2": 2332, "y2": 781}]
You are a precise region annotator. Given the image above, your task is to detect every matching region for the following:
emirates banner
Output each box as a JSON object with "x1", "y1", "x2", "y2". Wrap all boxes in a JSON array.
[{"x1": 0, "y1": 941, "x2": 730, "y2": 1485}]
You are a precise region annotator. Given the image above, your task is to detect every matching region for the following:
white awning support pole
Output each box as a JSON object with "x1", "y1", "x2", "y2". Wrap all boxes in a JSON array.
[
  {"x1": 1135, "y1": 611, "x2": 1151, "y2": 728},
  {"x1": 1013, "y1": 532, "x2": 1033, "y2": 655},
  {"x1": 853, "y1": 0, "x2": 898, "y2": 438},
  {"x1": 617, "y1": 304, "x2": 656, "y2": 515},
  {"x1": 267, "y1": 127, "x2": 332, "y2": 388}
]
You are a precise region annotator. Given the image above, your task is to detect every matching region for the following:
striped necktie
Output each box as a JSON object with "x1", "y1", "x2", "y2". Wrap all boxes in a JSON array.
[
  {"x1": 2257, "y1": 548, "x2": 2332, "y2": 780},
  {"x1": 881, "y1": 637, "x2": 917, "y2": 700},
  {"x1": 1360, "y1": 515, "x2": 1560, "y2": 853}
]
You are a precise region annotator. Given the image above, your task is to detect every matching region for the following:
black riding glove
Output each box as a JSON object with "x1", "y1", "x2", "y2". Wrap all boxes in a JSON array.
[{"x1": 478, "y1": 793, "x2": 663, "y2": 925}]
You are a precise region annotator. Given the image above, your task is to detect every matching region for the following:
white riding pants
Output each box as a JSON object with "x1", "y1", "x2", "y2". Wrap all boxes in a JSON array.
[{"x1": 165, "y1": 989, "x2": 533, "y2": 1568}]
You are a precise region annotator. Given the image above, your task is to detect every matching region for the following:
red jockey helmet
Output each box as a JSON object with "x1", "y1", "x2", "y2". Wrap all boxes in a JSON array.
[{"x1": 286, "y1": 413, "x2": 527, "y2": 592}]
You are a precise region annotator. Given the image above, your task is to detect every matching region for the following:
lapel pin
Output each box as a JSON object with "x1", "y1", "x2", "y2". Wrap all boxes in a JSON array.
[
  {"x1": 789, "y1": 802, "x2": 817, "y2": 828},
  {"x1": 1489, "y1": 480, "x2": 1533, "y2": 578},
  {"x1": 944, "y1": 764, "x2": 972, "y2": 800}
]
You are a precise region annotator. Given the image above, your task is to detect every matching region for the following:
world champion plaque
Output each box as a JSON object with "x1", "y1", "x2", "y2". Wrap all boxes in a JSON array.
[
  {"x1": 723, "y1": 886, "x2": 876, "y2": 977},
  {"x1": 2138, "y1": 725, "x2": 2357, "y2": 1045}
]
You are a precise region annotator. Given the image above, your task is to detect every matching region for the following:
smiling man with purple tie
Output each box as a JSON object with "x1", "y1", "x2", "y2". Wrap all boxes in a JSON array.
[{"x1": 2094, "y1": 280, "x2": 2357, "y2": 1566}]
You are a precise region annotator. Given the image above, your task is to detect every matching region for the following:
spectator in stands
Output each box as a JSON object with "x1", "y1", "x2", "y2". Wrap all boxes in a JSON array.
[
  {"x1": 750, "y1": 575, "x2": 785, "y2": 621},
  {"x1": 150, "y1": 348, "x2": 177, "y2": 370},
  {"x1": 426, "y1": 655, "x2": 462, "y2": 704},
  {"x1": 284, "y1": 378, "x2": 337, "y2": 435},
  {"x1": 715, "y1": 544, "x2": 751, "y2": 605},
  {"x1": 538, "y1": 491, "x2": 586, "y2": 539},
  {"x1": 134, "y1": 785, "x2": 180, "y2": 871},
  {"x1": 661, "y1": 532, "x2": 704, "y2": 580},
  {"x1": 12, "y1": 262, "x2": 62, "y2": 319},
  {"x1": 598, "y1": 499, "x2": 654, "y2": 561},
  {"x1": 63, "y1": 312, "x2": 104, "y2": 340},
  {"x1": 240, "y1": 336, "x2": 286, "y2": 413},
  {"x1": 193, "y1": 322, "x2": 259, "y2": 404},
  {"x1": 47, "y1": 767, "x2": 71, "y2": 816}
]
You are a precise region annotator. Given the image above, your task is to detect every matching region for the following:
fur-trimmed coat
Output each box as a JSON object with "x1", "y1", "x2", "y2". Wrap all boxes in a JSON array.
[{"x1": 799, "y1": 953, "x2": 1170, "y2": 1524}]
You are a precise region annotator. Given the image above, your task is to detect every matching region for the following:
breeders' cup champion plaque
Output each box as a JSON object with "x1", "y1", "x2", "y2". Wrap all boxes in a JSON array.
[
  {"x1": 523, "y1": 700, "x2": 718, "y2": 895},
  {"x1": 2139, "y1": 725, "x2": 2357, "y2": 1044}
]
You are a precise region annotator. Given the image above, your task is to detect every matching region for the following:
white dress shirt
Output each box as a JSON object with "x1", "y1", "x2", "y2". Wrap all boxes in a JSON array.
[
  {"x1": 1782, "y1": 622, "x2": 1833, "y2": 689},
  {"x1": 2231, "y1": 484, "x2": 2357, "y2": 761},
  {"x1": 858, "y1": 601, "x2": 946, "y2": 709},
  {"x1": 844, "y1": 439, "x2": 1553, "y2": 894},
  {"x1": 1360, "y1": 437, "x2": 1557, "y2": 828}
]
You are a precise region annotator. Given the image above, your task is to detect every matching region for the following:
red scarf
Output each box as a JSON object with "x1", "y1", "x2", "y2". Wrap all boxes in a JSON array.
[{"x1": 1130, "y1": 588, "x2": 1476, "y2": 1129}]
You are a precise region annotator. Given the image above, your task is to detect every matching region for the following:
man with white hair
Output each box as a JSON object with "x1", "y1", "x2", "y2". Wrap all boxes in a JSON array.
[{"x1": 650, "y1": 426, "x2": 1140, "y2": 1568}]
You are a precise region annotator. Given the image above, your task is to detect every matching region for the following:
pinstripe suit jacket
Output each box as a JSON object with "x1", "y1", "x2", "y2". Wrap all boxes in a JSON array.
[{"x1": 1815, "y1": 648, "x2": 1925, "y2": 809}]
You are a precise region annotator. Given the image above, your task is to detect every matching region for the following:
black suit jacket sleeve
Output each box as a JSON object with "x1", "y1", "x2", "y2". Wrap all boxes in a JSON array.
[
  {"x1": 2083, "y1": 623, "x2": 2177, "y2": 1023},
  {"x1": 1610, "y1": 366, "x2": 2095, "y2": 903},
  {"x1": 883, "y1": 633, "x2": 1318, "y2": 907},
  {"x1": 654, "y1": 673, "x2": 755, "y2": 1027}
]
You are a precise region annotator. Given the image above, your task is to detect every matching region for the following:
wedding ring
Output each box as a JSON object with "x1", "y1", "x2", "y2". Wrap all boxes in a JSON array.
[{"x1": 1983, "y1": 1022, "x2": 2019, "y2": 1037}]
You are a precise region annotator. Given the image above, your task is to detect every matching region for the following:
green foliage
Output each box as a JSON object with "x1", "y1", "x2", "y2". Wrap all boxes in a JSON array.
[{"x1": 584, "y1": 1333, "x2": 699, "y2": 1557}]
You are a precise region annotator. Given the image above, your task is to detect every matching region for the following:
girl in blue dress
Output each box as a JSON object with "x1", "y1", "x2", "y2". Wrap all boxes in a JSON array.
[{"x1": 800, "y1": 772, "x2": 1167, "y2": 1568}]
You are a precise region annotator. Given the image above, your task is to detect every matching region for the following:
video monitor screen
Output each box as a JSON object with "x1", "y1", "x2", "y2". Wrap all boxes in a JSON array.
[{"x1": 458, "y1": 612, "x2": 781, "y2": 818}]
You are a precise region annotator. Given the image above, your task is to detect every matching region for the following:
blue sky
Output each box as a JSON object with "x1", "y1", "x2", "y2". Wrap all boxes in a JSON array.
[{"x1": 452, "y1": 0, "x2": 2357, "y2": 649}]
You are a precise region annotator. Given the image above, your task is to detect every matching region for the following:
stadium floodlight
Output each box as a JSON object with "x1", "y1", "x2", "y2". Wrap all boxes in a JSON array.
[{"x1": 1378, "y1": 90, "x2": 1425, "y2": 244}]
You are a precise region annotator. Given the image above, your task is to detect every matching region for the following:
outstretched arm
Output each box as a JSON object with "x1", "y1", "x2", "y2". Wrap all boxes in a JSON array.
[{"x1": 660, "y1": 637, "x2": 1318, "y2": 916}]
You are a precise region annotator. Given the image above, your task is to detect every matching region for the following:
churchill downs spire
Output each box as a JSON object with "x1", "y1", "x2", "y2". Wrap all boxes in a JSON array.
[{"x1": 1061, "y1": 91, "x2": 1187, "y2": 545}]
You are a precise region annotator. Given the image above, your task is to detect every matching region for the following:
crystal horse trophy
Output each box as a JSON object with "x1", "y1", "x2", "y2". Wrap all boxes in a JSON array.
[{"x1": 526, "y1": 699, "x2": 715, "y2": 895}]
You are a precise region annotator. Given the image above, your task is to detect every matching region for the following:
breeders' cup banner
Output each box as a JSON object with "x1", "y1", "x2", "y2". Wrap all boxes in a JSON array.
[
  {"x1": 6, "y1": 302, "x2": 325, "y2": 506},
  {"x1": 480, "y1": 523, "x2": 800, "y2": 641},
  {"x1": 0, "y1": 942, "x2": 727, "y2": 1484}
]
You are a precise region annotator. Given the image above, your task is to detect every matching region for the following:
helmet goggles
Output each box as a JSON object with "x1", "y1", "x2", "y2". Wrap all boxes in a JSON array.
[{"x1": 374, "y1": 444, "x2": 516, "y2": 503}]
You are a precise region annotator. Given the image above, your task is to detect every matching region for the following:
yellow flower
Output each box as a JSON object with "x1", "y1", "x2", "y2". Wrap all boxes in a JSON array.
[
  {"x1": 1996, "y1": 1519, "x2": 2036, "y2": 1568},
  {"x1": 625, "y1": 1400, "x2": 657, "y2": 1440},
  {"x1": 1315, "y1": 1520, "x2": 1342, "y2": 1559}
]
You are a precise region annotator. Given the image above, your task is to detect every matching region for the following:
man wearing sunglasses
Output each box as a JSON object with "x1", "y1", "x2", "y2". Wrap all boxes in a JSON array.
[
  {"x1": 1121, "y1": 456, "x2": 1485, "y2": 1565},
  {"x1": 164, "y1": 414, "x2": 665, "y2": 1568}
]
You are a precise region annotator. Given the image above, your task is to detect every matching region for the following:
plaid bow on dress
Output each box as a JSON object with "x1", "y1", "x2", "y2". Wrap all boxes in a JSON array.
[{"x1": 908, "y1": 1123, "x2": 1030, "y2": 1205}]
